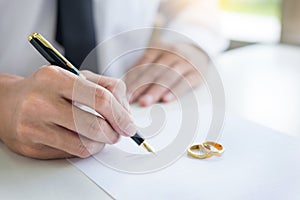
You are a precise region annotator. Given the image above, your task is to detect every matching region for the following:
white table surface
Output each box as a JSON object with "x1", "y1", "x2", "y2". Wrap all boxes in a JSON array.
[
  {"x1": 217, "y1": 44, "x2": 300, "y2": 137},
  {"x1": 1, "y1": 44, "x2": 300, "y2": 199}
]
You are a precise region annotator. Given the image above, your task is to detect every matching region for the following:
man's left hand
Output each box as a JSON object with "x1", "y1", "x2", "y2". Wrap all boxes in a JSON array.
[{"x1": 125, "y1": 42, "x2": 208, "y2": 106}]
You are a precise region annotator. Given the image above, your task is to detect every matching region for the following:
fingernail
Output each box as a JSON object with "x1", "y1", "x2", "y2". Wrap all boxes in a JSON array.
[
  {"x1": 141, "y1": 95, "x2": 153, "y2": 106},
  {"x1": 124, "y1": 123, "x2": 136, "y2": 136},
  {"x1": 163, "y1": 93, "x2": 175, "y2": 102}
]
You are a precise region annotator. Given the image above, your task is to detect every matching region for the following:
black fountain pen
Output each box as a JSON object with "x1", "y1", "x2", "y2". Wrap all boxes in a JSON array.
[{"x1": 28, "y1": 33, "x2": 155, "y2": 154}]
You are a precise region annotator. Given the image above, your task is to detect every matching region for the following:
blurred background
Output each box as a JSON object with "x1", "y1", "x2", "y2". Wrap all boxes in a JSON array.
[
  {"x1": 218, "y1": 0, "x2": 299, "y2": 49},
  {"x1": 216, "y1": 0, "x2": 300, "y2": 137}
]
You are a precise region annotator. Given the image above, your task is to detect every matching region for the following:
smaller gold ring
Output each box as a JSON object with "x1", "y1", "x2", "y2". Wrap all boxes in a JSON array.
[
  {"x1": 188, "y1": 144, "x2": 212, "y2": 159},
  {"x1": 202, "y1": 141, "x2": 225, "y2": 156}
]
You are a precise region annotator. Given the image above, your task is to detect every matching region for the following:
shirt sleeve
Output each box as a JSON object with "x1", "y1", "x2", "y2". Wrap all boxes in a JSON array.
[{"x1": 154, "y1": 0, "x2": 229, "y2": 56}]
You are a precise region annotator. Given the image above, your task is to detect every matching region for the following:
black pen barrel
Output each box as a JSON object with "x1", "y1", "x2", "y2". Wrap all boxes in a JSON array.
[
  {"x1": 29, "y1": 38, "x2": 78, "y2": 75},
  {"x1": 131, "y1": 131, "x2": 145, "y2": 145}
]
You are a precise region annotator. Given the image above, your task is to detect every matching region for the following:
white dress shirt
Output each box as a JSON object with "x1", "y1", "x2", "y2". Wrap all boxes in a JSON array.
[{"x1": 0, "y1": 0, "x2": 228, "y2": 77}]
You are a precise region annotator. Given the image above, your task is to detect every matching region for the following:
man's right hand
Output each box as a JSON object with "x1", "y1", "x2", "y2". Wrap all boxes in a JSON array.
[{"x1": 0, "y1": 65, "x2": 135, "y2": 159}]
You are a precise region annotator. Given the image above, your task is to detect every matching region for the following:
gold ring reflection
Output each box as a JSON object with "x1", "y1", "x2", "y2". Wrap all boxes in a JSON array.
[{"x1": 202, "y1": 141, "x2": 225, "y2": 156}]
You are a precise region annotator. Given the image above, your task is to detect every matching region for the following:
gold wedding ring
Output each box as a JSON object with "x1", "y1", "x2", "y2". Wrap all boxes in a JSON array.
[
  {"x1": 188, "y1": 141, "x2": 225, "y2": 159},
  {"x1": 187, "y1": 144, "x2": 212, "y2": 159},
  {"x1": 203, "y1": 141, "x2": 225, "y2": 156}
]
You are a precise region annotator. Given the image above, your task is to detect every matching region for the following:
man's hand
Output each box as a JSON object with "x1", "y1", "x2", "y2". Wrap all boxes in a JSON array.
[
  {"x1": 125, "y1": 42, "x2": 208, "y2": 106},
  {"x1": 0, "y1": 66, "x2": 135, "y2": 159}
]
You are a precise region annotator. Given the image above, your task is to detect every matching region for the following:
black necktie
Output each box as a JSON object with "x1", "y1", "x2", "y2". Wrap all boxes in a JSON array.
[{"x1": 56, "y1": 0, "x2": 98, "y2": 72}]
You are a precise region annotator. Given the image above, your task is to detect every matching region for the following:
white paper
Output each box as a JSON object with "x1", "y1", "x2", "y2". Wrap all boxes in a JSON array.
[{"x1": 69, "y1": 105, "x2": 300, "y2": 200}]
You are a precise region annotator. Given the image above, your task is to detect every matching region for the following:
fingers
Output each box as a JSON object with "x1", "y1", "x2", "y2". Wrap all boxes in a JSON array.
[
  {"x1": 126, "y1": 48, "x2": 163, "y2": 102},
  {"x1": 126, "y1": 45, "x2": 205, "y2": 106},
  {"x1": 80, "y1": 70, "x2": 130, "y2": 112},
  {"x1": 18, "y1": 144, "x2": 73, "y2": 160},
  {"x1": 4, "y1": 139, "x2": 73, "y2": 159},
  {"x1": 124, "y1": 43, "x2": 208, "y2": 106},
  {"x1": 34, "y1": 124, "x2": 105, "y2": 158},
  {"x1": 53, "y1": 101, "x2": 121, "y2": 141},
  {"x1": 126, "y1": 47, "x2": 201, "y2": 106},
  {"x1": 4, "y1": 65, "x2": 126, "y2": 160},
  {"x1": 138, "y1": 59, "x2": 192, "y2": 106},
  {"x1": 126, "y1": 48, "x2": 162, "y2": 86},
  {"x1": 127, "y1": 52, "x2": 177, "y2": 103},
  {"x1": 37, "y1": 66, "x2": 135, "y2": 137},
  {"x1": 59, "y1": 72, "x2": 136, "y2": 137},
  {"x1": 127, "y1": 64, "x2": 164, "y2": 103},
  {"x1": 161, "y1": 71, "x2": 203, "y2": 103},
  {"x1": 9, "y1": 123, "x2": 104, "y2": 159},
  {"x1": 137, "y1": 70, "x2": 178, "y2": 106},
  {"x1": 39, "y1": 66, "x2": 134, "y2": 137}
]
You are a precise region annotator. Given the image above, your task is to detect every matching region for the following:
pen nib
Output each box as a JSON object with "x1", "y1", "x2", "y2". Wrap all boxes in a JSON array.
[{"x1": 141, "y1": 141, "x2": 156, "y2": 155}]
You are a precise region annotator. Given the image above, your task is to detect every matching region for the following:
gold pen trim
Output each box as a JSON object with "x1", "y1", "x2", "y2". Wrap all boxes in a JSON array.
[
  {"x1": 141, "y1": 141, "x2": 156, "y2": 155},
  {"x1": 28, "y1": 33, "x2": 79, "y2": 74}
]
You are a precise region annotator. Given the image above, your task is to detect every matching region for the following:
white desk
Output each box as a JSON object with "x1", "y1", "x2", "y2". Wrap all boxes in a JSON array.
[
  {"x1": 217, "y1": 44, "x2": 300, "y2": 137},
  {"x1": 1, "y1": 44, "x2": 299, "y2": 199}
]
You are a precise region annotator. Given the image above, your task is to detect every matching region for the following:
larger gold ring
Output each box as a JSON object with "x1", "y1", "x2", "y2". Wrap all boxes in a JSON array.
[
  {"x1": 202, "y1": 141, "x2": 225, "y2": 156},
  {"x1": 188, "y1": 144, "x2": 212, "y2": 159}
]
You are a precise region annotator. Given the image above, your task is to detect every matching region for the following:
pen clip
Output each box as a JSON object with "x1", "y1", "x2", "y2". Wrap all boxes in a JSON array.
[{"x1": 28, "y1": 33, "x2": 80, "y2": 75}]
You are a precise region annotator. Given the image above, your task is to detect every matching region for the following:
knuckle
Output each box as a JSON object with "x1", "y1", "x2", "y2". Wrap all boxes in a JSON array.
[
  {"x1": 169, "y1": 45, "x2": 178, "y2": 52},
  {"x1": 15, "y1": 123, "x2": 27, "y2": 141},
  {"x1": 113, "y1": 79, "x2": 127, "y2": 94},
  {"x1": 112, "y1": 111, "x2": 123, "y2": 128},
  {"x1": 15, "y1": 123, "x2": 43, "y2": 145},
  {"x1": 98, "y1": 120, "x2": 119, "y2": 144},
  {"x1": 96, "y1": 88, "x2": 112, "y2": 108},
  {"x1": 20, "y1": 92, "x2": 44, "y2": 113},
  {"x1": 178, "y1": 59, "x2": 190, "y2": 67},
  {"x1": 87, "y1": 118, "x2": 101, "y2": 137},
  {"x1": 80, "y1": 70, "x2": 93, "y2": 79},
  {"x1": 33, "y1": 65, "x2": 61, "y2": 83},
  {"x1": 80, "y1": 70, "x2": 90, "y2": 75},
  {"x1": 16, "y1": 92, "x2": 56, "y2": 137},
  {"x1": 15, "y1": 114, "x2": 36, "y2": 143},
  {"x1": 117, "y1": 79, "x2": 127, "y2": 91},
  {"x1": 173, "y1": 61, "x2": 189, "y2": 73},
  {"x1": 112, "y1": 112, "x2": 131, "y2": 136},
  {"x1": 142, "y1": 51, "x2": 156, "y2": 62},
  {"x1": 143, "y1": 54, "x2": 153, "y2": 61}
]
